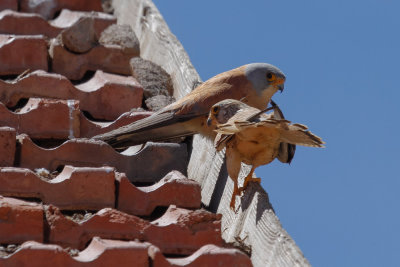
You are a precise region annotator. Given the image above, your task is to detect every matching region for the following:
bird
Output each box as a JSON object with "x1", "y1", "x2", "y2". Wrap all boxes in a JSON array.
[
  {"x1": 92, "y1": 63, "x2": 286, "y2": 148},
  {"x1": 206, "y1": 99, "x2": 325, "y2": 210}
]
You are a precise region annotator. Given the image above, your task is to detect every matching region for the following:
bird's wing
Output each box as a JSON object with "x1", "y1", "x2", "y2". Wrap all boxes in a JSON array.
[
  {"x1": 280, "y1": 123, "x2": 325, "y2": 148},
  {"x1": 93, "y1": 109, "x2": 203, "y2": 148},
  {"x1": 270, "y1": 100, "x2": 296, "y2": 163}
]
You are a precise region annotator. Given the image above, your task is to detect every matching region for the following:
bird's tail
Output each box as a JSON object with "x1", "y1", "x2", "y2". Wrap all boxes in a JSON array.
[{"x1": 279, "y1": 123, "x2": 325, "y2": 148}]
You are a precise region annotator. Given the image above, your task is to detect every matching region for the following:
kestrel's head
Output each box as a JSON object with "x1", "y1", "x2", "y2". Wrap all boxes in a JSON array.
[
  {"x1": 206, "y1": 99, "x2": 248, "y2": 127},
  {"x1": 245, "y1": 63, "x2": 286, "y2": 95}
]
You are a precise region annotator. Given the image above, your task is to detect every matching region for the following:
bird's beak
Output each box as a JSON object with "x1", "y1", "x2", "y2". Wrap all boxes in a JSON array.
[
  {"x1": 272, "y1": 77, "x2": 285, "y2": 93},
  {"x1": 207, "y1": 118, "x2": 212, "y2": 126}
]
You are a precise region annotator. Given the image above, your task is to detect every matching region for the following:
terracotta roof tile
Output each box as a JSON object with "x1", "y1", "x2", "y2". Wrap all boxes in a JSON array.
[
  {"x1": 0, "y1": 166, "x2": 115, "y2": 210},
  {"x1": 19, "y1": 0, "x2": 102, "y2": 20},
  {"x1": 0, "y1": 127, "x2": 16, "y2": 166},
  {"x1": 0, "y1": 70, "x2": 143, "y2": 121},
  {"x1": 117, "y1": 170, "x2": 201, "y2": 216},
  {"x1": 45, "y1": 204, "x2": 222, "y2": 254},
  {"x1": 0, "y1": 0, "x2": 17, "y2": 11},
  {"x1": 0, "y1": 238, "x2": 150, "y2": 267},
  {"x1": 0, "y1": 196, "x2": 43, "y2": 244},
  {"x1": 17, "y1": 134, "x2": 188, "y2": 183},
  {"x1": 0, "y1": 35, "x2": 48, "y2": 75},
  {"x1": 49, "y1": 31, "x2": 138, "y2": 80},
  {"x1": 0, "y1": 98, "x2": 80, "y2": 139},
  {"x1": 0, "y1": 9, "x2": 115, "y2": 39}
]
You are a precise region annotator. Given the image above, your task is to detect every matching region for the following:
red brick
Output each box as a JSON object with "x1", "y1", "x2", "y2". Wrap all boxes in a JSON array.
[
  {"x1": 118, "y1": 170, "x2": 201, "y2": 216},
  {"x1": 0, "y1": 238, "x2": 150, "y2": 267},
  {"x1": 46, "y1": 205, "x2": 222, "y2": 254},
  {"x1": 147, "y1": 205, "x2": 223, "y2": 255},
  {"x1": 75, "y1": 238, "x2": 150, "y2": 266},
  {"x1": 49, "y1": 35, "x2": 138, "y2": 80},
  {"x1": 75, "y1": 70, "x2": 143, "y2": 120},
  {"x1": 0, "y1": 9, "x2": 115, "y2": 39},
  {"x1": 0, "y1": 70, "x2": 143, "y2": 121},
  {"x1": 20, "y1": 0, "x2": 102, "y2": 20},
  {"x1": 17, "y1": 134, "x2": 188, "y2": 183},
  {"x1": 0, "y1": 98, "x2": 80, "y2": 139},
  {"x1": 0, "y1": 196, "x2": 43, "y2": 244},
  {"x1": 149, "y1": 244, "x2": 252, "y2": 267},
  {"x1": 52, "y1": 9, "x2": 116, "y2": 40},
  {"x1": 45, "y1": 205, "x2": 147, "y2": 250},
  {"x1": 0, "y1": 166, "x2": 115, "y2": 210},
  {"x1": 0, "y1": 127, "x2": 16, "y2": 166},
  {"x1": 0, "y1": 35, "x2": 48, "y2": 75},
  {"x1": 0, "y1": 0, "x2": 17, "y2": 11},
  {"x1": 80, "y1": 110, "x2": 152, "y2": 137},
  {"x1": 0, "y1": 10, "x2": 61, "y2": 37}
]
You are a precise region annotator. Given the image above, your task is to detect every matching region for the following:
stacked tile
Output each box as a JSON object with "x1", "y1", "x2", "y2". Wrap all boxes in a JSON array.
[{"x1": 0, "y1": 0, "x2": 252, "y2": 266}]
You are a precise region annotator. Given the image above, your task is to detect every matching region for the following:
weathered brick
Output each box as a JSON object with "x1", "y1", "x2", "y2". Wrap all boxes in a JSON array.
[
  {"x1": 0, "y1": 196, "x2": 43, "y2": 244},
  {"x1": 0, "y1": 70, "x2": 143, "y2": 121},
  {"x1": 0, "y1": 127, "x2": 16, "y2": 166},
  {"x1": 147, "y1": 205, "x2": 223, "y2": 255},
  {"x1": 118, "y1": 170, "x2": 201, "y2": 216},
  {"x1": 0, "y1": 0, "x2": 17, "y2": 11},
  {"x1": 49, "y1": 35, "x2": 138, "y2": 80},
  {"x1": 0, "y1": 166, "x2": 115, "y2": 210},
  {"x1": 80, "y1": 110, "x2": 151, "y2": 137},
  {"x1": 46, "y1": 205, "x2": 222, "y2": 254},
  {"x1": 17, "y1": 135, "x2": 187, "y2": 183},
  {"x1": 0, "y1": 98, "x2": 80, "y2": 139},
  {"x1": 20, "y1": 0, "x2": 102, "y2": 20},
  {"x1": 0, "y1": 9, "x2": 115, "y2": 39},
  {"x1": 0, "y1": 35, "x2": 48, "y2": 75},
  {"x1": 149, "y1": 244, "x2": 252, "y2": 267},
  {"x1": 0, "y1": 238, "x2": 150, "y2": 267}
]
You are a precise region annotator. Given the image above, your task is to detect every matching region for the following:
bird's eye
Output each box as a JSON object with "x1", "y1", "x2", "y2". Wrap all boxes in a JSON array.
[
  {"x1": 212, "y1": 106, "x2": 219, "y2": 114},
  {"x1": 266, "y1": 73, "x2": 276, "y2": 82}
]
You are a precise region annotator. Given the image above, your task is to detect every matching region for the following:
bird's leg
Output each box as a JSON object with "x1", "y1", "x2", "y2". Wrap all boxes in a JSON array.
[
  {"x1": 226, "y1": 147, "x2": 241, "y2": 211},
  {"x1": 230, "y1": 180, "x2": 239, "y2": 210},
  {"x1": 238, "y1": 166, "x2": 260, "y2": 194}
]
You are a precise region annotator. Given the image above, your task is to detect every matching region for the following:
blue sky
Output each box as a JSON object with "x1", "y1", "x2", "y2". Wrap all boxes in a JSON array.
[{"x1": 153, "y1": 1, "x2": 400, "y2": 266}]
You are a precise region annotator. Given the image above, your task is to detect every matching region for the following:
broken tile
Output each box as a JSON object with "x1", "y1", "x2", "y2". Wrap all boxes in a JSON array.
[
  {"x1": 130, "y1": 57, "x2": 174, "y2": 99},
  {"x1": 49, "y1": 34, "x2": 138, "y2": 80},
  {"x1": 118, "y1": 170, "x2": 201, "y2": 216},
  {"x1": 0, "y1": 35, "x2": 48, "y2": 75},
  {"x1": 0, "y1": 196, "x2": 43, "y2": 244},
  {"x1": 145, "y1": 95, "x2": 175, "y2": 111},
  {"x1": 20, "y1": 0, "x2": 103, "y2": 20},
  {"x1": 17, "y1": 135, "x2": 188, "y2": 183},
  {"x1": 149, "y1": 244, "x2": 252, "y2": 267},
  {"x1": 0, "y1": 98, "x2": 80, "y2": 139},
  {"x1": 0, "y1": 166, "x2": 115, "y2": 210},
  {"x1": 99, "y1": 24, "x2": 140, "y2": 55},
  {"x1": 0, "y1": 70, "x2": 143, "y2": 121},
  {"x1": 0, "y1": 127, "x2": 16, "y2": 166}
]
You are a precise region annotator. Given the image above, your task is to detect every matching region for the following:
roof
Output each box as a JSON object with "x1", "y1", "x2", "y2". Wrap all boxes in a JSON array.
[{"x1": 0, "y1": 0, "x2": 309, "y2": 266}]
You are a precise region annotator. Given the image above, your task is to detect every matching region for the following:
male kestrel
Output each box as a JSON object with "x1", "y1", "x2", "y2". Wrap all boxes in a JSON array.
[{"x1": 93, "y1": 63, "x2": 286, "y2": 148}]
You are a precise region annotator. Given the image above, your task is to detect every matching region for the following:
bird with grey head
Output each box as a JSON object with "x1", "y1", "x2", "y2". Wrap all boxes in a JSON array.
[{"x1": 93, "y1": 63, "x2": 286, "y2": 149}]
